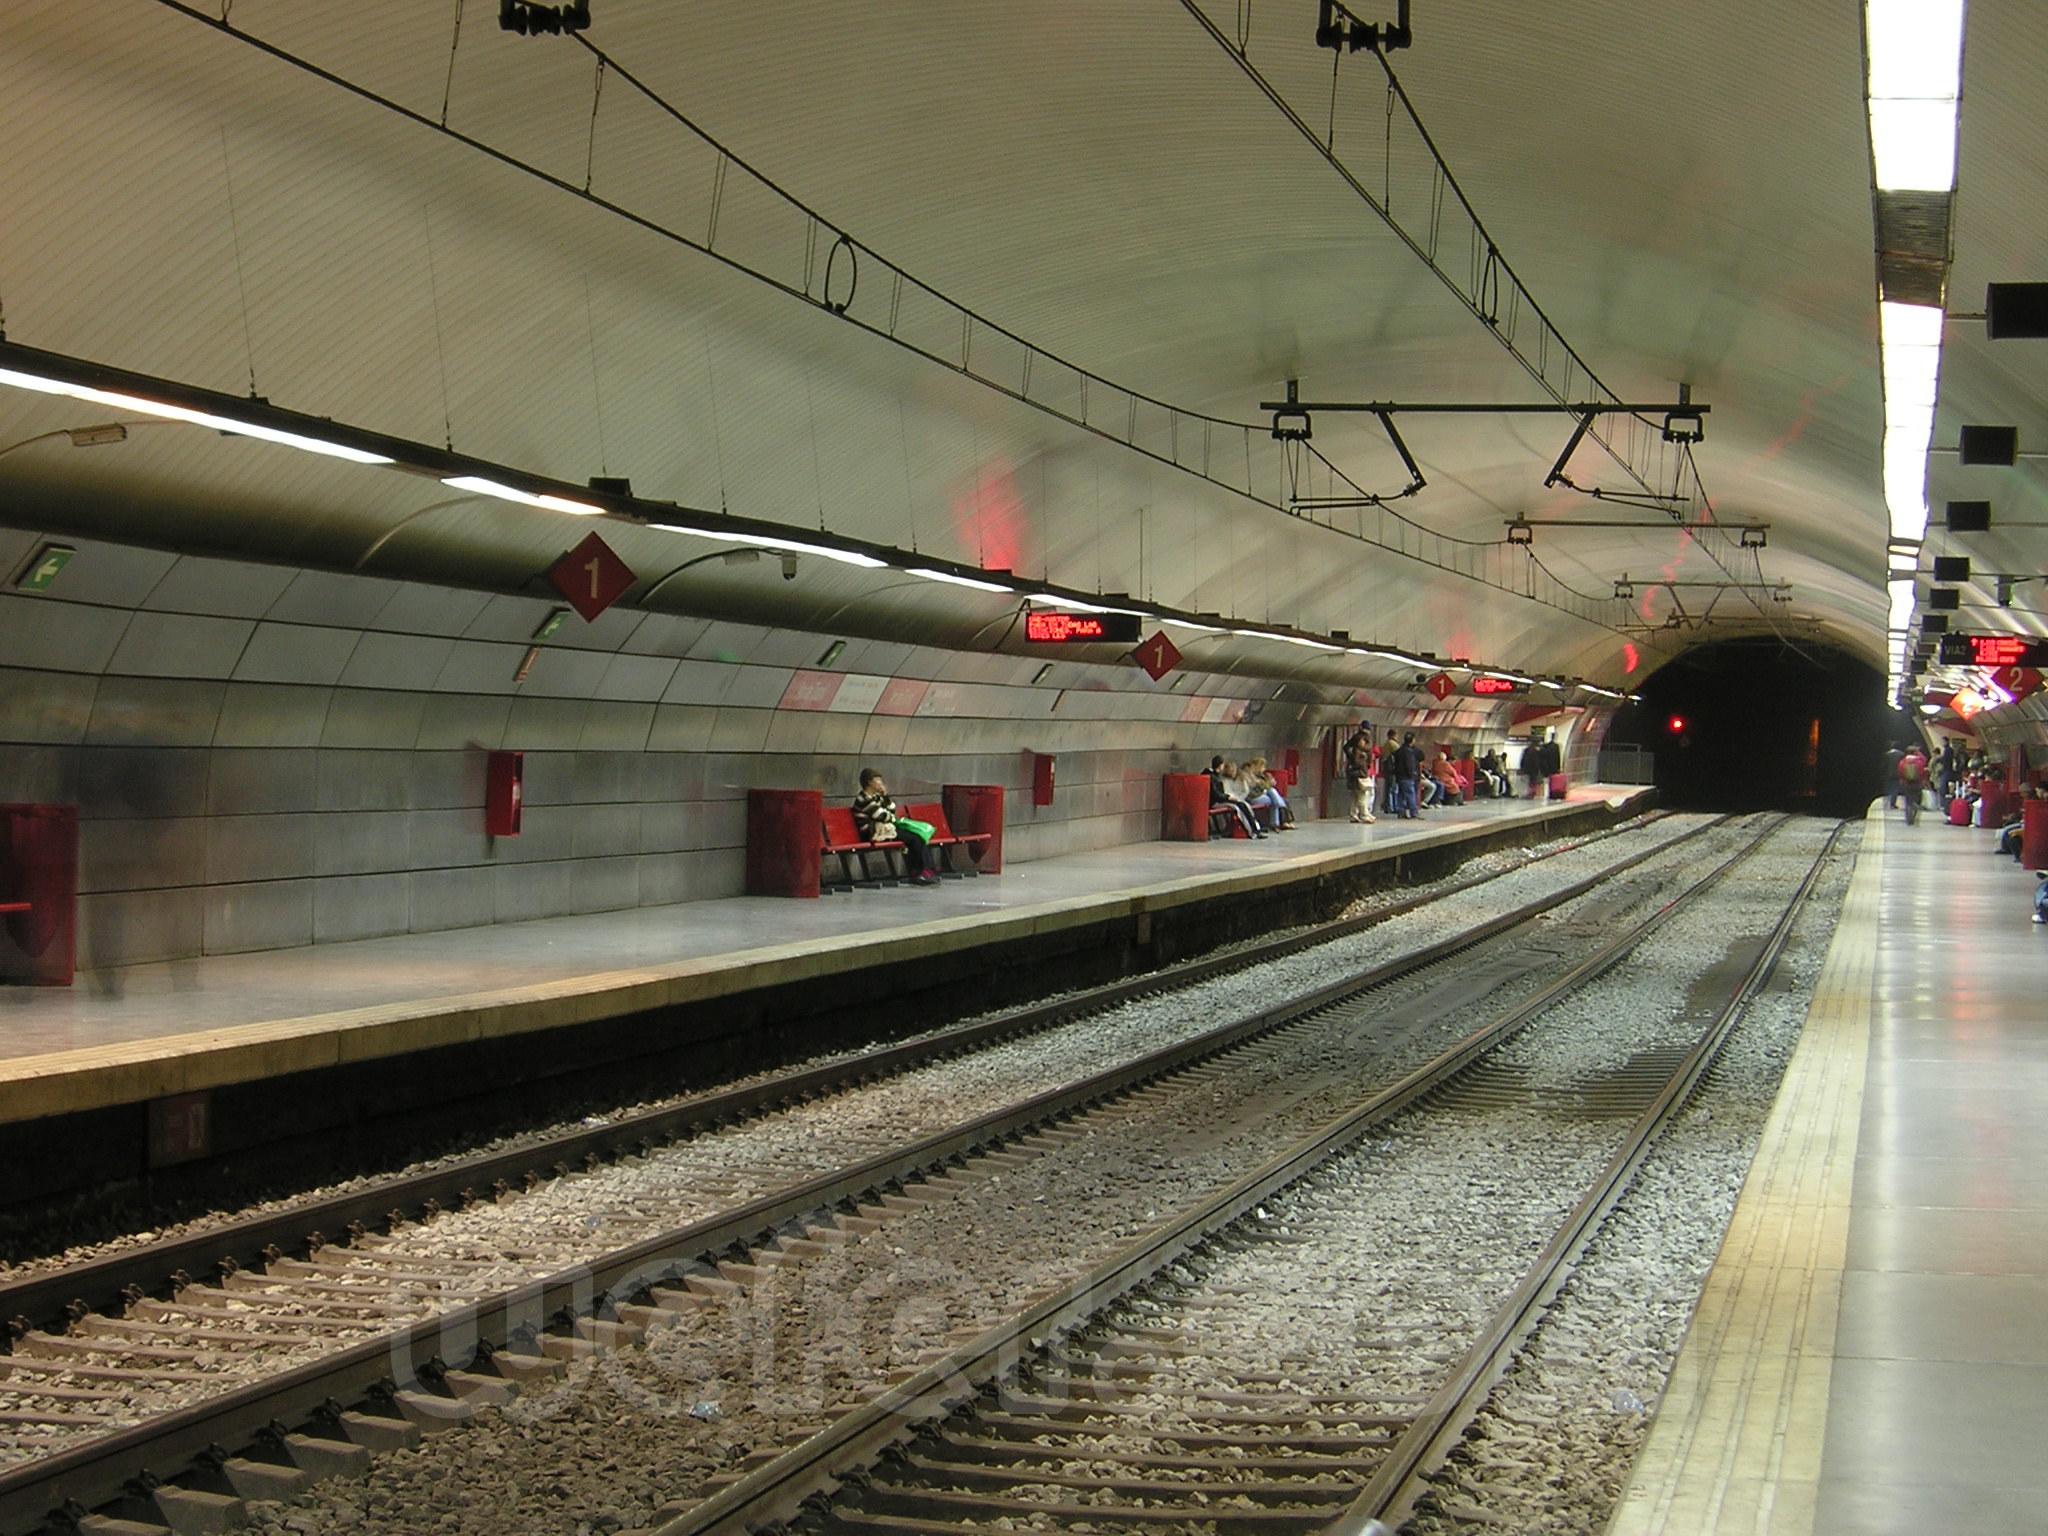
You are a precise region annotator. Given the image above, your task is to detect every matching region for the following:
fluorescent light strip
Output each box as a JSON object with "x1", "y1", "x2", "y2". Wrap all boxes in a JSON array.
[
  {"x1": 1023, "y1": 592, "x2": 1148, "y2": 615},
  {"x1": 649, "y1": 523, "x2": 889, "y2": 567},
  {"x1": 1866, "y1": 0, "x2": 1965, "y2": 192},
  {"x1": 0, "y1": 366, "x2": 394, "y2": 464},
  {"x1": 908, "y1": 567, "x2": 1016, "y2": 593},
  {"x1": 442, "y1": 475, "x2": 605, "y2": 515},
  {"x1": 1268, "y1": 633, "x2": 1343, "y2": 651},
  {"x1": 1162, "y1": 617, "x2": 1228, "y2": 633}
]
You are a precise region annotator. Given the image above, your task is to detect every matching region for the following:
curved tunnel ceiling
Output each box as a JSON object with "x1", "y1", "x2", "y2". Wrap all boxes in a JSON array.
[{"x1": 0, "y1": 1, "x2": 2034, "y2": 699}]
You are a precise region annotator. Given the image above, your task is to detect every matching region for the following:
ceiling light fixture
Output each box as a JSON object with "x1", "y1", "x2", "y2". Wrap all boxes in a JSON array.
[
  {"x1": 907, "y1": 567, "x2": 1015, "y2": 593},
  {"x1": 1865, "y1": 0, "x2": 1964, "y2": 191},
  {"x1": 0, "y1": 365, "x2": 394, "y2": 464},
  {"x1": 653, "y1": 524, "x2": 887, "y2": 568},
  {"x1": 441, "y1": 474, "x2": 605, "y2": 515}
]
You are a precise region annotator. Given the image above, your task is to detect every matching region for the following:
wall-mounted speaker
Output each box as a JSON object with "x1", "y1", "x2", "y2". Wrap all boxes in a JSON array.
[
  {"x1": 1945, "y1": 500, "x2": 1991, "y2": 532},
  {"x1": 1986, "y1": 283, "x2": 2048, "y2": 340},
  {"x1": 1932, "y1": 556, "x2": 1970, "y2": 582},
  {"x1": 1958, "y1": 425, "x2": 2018, "y2": 465}
]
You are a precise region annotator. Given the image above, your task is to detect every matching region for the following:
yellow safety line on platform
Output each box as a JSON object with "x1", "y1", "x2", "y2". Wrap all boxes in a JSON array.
[{"x1": 1607, "y1": 812, "x2": 1882, "y2": 1536}]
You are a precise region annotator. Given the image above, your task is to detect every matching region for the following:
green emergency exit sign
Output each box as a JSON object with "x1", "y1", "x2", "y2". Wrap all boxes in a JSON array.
[{"x1": 14, "y1": 544, "x2": 74, "y2": 592}]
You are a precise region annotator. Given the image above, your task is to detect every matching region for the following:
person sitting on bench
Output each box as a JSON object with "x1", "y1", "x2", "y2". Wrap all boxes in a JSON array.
[
  {"x1": 853, "y1": 767, "x2": 936, "y2": 886},
  {"x1": 1208, "y1": 756, "x2": 1267, "y2": 839}
]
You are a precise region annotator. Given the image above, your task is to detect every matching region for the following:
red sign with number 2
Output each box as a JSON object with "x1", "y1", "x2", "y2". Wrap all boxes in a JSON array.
[{"x1": 548, "y1": 531, "x2": 637, "y2": 623}]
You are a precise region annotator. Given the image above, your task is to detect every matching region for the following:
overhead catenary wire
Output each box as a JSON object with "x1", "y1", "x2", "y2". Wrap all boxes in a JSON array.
[{"x1": 140, "y1": 0, "x2": 1649, "y2": 641}]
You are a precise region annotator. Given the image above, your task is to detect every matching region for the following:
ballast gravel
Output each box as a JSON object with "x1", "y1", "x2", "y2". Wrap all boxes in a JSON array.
[
  {"x1": 1406, "y1": 817, "x2": 1857, "y2": 1536},
  {"x1": 210, "y1": 815, "x2": 1840, "y2": 1536}
]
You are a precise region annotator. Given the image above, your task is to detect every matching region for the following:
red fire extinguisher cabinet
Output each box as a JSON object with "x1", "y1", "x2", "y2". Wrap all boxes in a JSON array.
[{"x1": 486, "y1": 751, "x2": 524, "y2": 837}]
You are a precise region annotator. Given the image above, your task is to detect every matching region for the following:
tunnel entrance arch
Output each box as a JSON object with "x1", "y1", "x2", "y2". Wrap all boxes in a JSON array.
[{"x1": 1605, "y1": 639, "x2": 1887, "y2": 816}]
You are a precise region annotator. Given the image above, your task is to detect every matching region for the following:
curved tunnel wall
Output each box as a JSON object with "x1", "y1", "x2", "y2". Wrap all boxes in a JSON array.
[{"x1": 0, "y1": 526, "x2": 1566, "y2": 971}]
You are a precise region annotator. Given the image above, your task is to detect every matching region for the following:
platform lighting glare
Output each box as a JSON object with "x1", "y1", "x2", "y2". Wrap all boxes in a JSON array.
[
  {"x1": 0, "y1": 366, "x2": 395, "y2": 464},
  {"x1": 1161, "y1": 617, "x2": 1227, "y2": 633},
  {"x1": 1888, "y1": 577, "x2": 1919, "y2": 633},
  {"x1": 1865, "y1": 0, "x2": 1965, "y2": 192},
  {"x1": 1888, "y1": 548, "x2": 1919, "y2": 574},
  {"x1": 1879, "y1": 302, "x2": 1945, "y2": 544},
  {"x1": 652, "y1": 524, "x2": 887, "y2": 567},
  {"x1": 441, "y1": 475, "x2": 604, "y2": 515},
  {"x1": 1269, "y1": 633, "x2": 1343, "y2": 651},
  {"x1": 1367, "y1": 650, "x2": 1433, "y2": 669},
  {"x1": 1919, "y1": 701, "x2": 1943, "y2": 715},
  {"x1": 907, "y1": 567, "x2": 1015, "y2": 593},
  {"x1": 1487, "y1": 673, "x2": 1539, "y2": 686}
]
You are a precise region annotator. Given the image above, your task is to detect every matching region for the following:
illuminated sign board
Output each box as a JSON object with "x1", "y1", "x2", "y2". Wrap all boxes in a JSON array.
[
  {"x1": 1470, "y1": 676, "x2": 1524, "y2": 696},
  {"x1": 1938, "y1": 633, "x2": 2048, "y2": 667},
  {"x1": 1024, "y1": 611, "x2": 1142, "y2": 643}
]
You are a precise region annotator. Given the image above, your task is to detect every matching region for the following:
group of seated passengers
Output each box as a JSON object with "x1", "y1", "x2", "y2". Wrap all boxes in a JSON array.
[{"x1": 1208, "y1": 755, "x2": 1294, "y2": 837}]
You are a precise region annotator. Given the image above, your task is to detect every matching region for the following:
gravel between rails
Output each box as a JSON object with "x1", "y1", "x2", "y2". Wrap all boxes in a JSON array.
[
  {"x1": 190, "y1": 814, "x2": 1793, "y2": 1536},
  {"x1": 1406, "y1": 817, "x2": 1860, "y2": 1536},
  {"x1": 0, "y1": 814, "x2": 1724, "y2": 1474},
  {"x1": 0, "y1": 813, "x2": 1678, "y2": 1286}
]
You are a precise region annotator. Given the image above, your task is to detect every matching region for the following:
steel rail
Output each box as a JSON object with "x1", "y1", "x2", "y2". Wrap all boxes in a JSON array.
[
  {"x1": 0, "y1": 807, "x2": 1667, "y2": 1337},
  {"x1": 650, "y1": 817, "x2": 1786, "y2": 1536},
  {"x1": 1324, "y1": 819, "x2": 1848, "y2": 1536},
  {"x1": 0, "y1": 813, "x2": 1702, "y2": 1535}
]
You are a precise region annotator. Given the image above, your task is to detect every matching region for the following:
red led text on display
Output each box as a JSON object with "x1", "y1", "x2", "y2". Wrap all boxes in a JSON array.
[{"x1": 1025, "y1": 612, "x2": 1142, "y2": 643}]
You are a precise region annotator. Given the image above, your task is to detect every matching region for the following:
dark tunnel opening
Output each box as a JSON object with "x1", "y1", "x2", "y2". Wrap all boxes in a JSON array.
[{"x1": 1604, "y1": 639, "x2": 1892, "y2": 818}]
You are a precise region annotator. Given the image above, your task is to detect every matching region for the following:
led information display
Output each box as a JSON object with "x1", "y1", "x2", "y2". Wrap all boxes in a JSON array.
[
  {"x1": 1939, "y1": 633, "x2": 2048, "y2": 667},
  {"x1": 1025, "y1": 612, "x2": 1142, "y2": 643},
  {"x1": 1470, "y1": 676, "x2": 1524, "y2": 696}
]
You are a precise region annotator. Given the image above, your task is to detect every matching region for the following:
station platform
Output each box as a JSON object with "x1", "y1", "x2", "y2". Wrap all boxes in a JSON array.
[
  {"x1": 1611, "y1": 806, "x2": 2048, "y2": 1536},
  {"x1": 0, "y1": 786, "x2": 1648, "y2": 1142}
]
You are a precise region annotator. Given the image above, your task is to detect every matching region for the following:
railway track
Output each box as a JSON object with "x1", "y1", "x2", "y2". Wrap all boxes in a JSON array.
[
  {"x1": 0, "y1": 810, "x2": 1726, "y2": 1536},
  {"x1": 652, "y1": 815, "x2": 1843, "y2": 1536}
]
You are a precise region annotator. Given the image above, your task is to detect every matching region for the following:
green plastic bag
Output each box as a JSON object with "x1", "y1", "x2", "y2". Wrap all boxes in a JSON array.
[{"x1": 895, "y1": 817, "x2": 935, "y2": 841}]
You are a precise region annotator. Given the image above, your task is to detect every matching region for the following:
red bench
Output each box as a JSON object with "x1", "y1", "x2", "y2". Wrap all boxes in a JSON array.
[
  {"x1": 820, "y1": 803, "x2": 996, "y2": 889},
  {"x1": 821, "y1": 805, "x2": 905, "y2": 888},
  {"x1": 905, "y1": 802, "x2": 992, "y2": 876}
]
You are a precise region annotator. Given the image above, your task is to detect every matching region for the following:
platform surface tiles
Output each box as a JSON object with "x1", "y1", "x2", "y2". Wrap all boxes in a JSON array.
[
  {"x1": 0, "y1": 787, "x2": 1644, "y2": 1124},
  {"x1": 1611, "y1": 807, "x2": 2048, "y2": 1536}
]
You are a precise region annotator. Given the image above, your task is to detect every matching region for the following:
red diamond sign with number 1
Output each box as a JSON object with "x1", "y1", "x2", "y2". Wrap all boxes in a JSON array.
[
  {"x1": 1425, "y1": 671, "x2": 1456, "y2": 702},
  {"x1": 1135, "y1": 630, "x2": 1183, "y2": 681},
  {"x1": 549, "y1": 532, "x2": 637, "y2": 623}
]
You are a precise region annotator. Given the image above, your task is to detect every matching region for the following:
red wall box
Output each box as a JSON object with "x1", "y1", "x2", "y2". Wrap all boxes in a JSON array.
[
  {"x1": 942, "y1": 784, "x2": 1006, "y2": 874},
  {"x1": 1031, "y1": 753, "x2": 1056, "y2": 807},
  {"x1": 486, "y1": 751, "x2": 524, "y2": 837},
  {"x1": 1160, "y1": 774, "x2": 1211, "y2": 841},
  {"x1": 0, "y1": 803, "x2": 77, "y2": 986},
  {"x1": 747, "y1": 788, "x2": 824, "y2": 898}
]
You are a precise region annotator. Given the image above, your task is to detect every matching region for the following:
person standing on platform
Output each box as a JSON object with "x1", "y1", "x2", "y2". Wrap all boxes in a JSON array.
[
  {"x1": 1393, "y1": 733, "x2": 1424, "y2": 819},
  {"x1": 1520, "y1": 733, "x2": 1545, "y2": 799},
  {"x1": 1342, "y1": 726, "x2": 1377, "y2": 824},
  {"x1": 1883, "y1": 744, "x2": 1904, "y2": 810},
  {"x1": 1897, "y1": 743, "x2": 1929, "y2": 826},
  {"x1": 1537, "y1": 730, "x2": 1563, "y2": 798}
]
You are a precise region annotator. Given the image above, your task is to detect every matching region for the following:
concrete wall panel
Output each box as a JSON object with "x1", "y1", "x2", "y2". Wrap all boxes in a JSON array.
[
  {"x1": 143, "y1": 557, "x2": 297, "y2": 619},
  {"x1": 0, "y1": 594, "x2": 130, "y2": 673}
]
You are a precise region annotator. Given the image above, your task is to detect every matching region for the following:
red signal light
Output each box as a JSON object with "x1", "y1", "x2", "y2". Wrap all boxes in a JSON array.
[{"x1": 1667, "y1": 714, "x2": 1687, "y2": 735}]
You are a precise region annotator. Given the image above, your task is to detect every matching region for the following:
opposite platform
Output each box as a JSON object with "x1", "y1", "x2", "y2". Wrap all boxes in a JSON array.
[
  {"x1": 1609, "y1": 804, "x2": 2048, "y2": 1536},
  {"x1": 0, "y1": 786, "x2": 1650, "y2": 1134}
]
